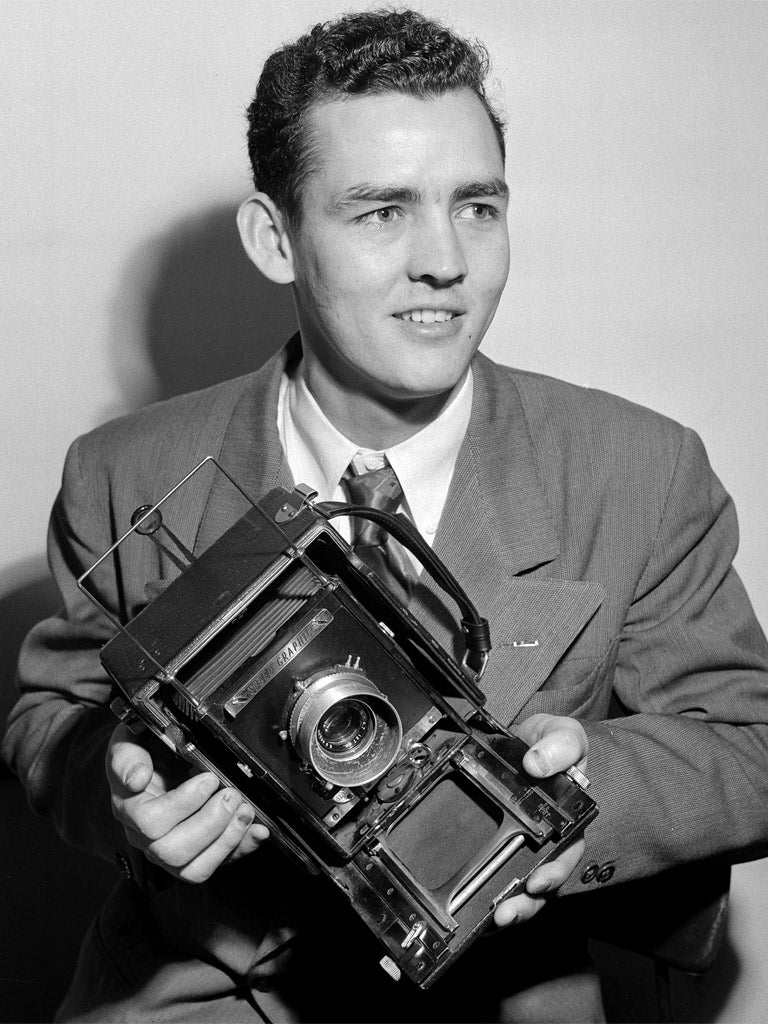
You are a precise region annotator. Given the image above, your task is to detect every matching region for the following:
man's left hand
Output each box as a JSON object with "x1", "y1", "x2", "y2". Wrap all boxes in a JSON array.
[{"x1": 493, "y1": 713, "x2": 588, "y2": 928}]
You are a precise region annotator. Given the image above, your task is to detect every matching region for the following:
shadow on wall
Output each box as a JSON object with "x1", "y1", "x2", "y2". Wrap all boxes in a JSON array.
[
  {"x1": 3, "y1": 198, "x2": 300, "y2": 729},
  {"x1": 0, "y1": 556, "x2": 61, "y2": 772},
  {"x1": 4, "y1": 199, "x2": 298, "y2": 723},
  {"x1": 0, "y1": 560, "x2": 119, "y2": 1022},
  {"x1": 109, "y1": 200, "x2": 298, "y2": 412},
  {"x1": 0, "y1": 203, "x2": 298, "y2": 1021}
]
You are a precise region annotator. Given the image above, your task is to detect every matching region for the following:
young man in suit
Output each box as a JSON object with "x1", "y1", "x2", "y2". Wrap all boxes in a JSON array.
[{"x1": 5, "y1": 10, "x2": 768, "y2": 1023}]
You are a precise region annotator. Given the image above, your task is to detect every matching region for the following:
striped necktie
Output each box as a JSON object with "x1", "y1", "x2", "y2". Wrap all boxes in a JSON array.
[{"x1": 343, "y1": 462, "x2": 416, "y2": 605}]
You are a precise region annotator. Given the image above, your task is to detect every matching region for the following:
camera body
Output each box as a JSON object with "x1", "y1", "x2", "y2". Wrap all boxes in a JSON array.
[{"x1": 100, "y1": 482, "x2": 597, "y2": 988}]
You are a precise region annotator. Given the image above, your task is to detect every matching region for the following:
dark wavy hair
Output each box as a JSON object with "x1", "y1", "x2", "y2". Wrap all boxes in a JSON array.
[{"x1": 246, "y1": 8, "x2": 505, "y2": 225}]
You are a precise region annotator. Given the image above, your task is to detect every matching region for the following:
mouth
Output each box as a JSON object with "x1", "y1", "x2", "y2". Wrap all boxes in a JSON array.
[{"x1": 393, "y1": 309, "x2": 462, "y2": 324}]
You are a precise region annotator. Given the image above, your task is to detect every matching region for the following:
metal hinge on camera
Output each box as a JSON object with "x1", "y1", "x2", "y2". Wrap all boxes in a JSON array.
[{"x1": 274, "y1": 484, "x2": 319, "y2": 522}]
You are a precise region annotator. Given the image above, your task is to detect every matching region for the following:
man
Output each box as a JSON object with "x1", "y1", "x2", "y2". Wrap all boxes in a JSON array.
[{"x1": 4, "y1": 9, "x2": 768, "y2": 1023}]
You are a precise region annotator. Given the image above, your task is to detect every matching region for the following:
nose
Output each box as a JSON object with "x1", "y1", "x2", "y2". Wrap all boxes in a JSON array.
[{"x1": 407, "y1": 213, "x2": 468, "y2": 287}]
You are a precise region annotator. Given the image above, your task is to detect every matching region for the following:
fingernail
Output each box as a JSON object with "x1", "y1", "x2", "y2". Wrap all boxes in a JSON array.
[
  {"x1": 528, "y1": 748, "x2": 552, "y2": 775},
  {"x1": 222, "y1": 790, "x2": 239, "y2": 809},
  {"x1": 237, "y1": 806, "x2": 255, "y2": 827},
  {"x1": 123, "y1": 765, "x2": 140, "y2": 786}
]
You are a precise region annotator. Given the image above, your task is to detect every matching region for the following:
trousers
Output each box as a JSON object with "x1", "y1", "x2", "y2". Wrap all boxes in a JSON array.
[{"x1": 56, "y1": 880, "x2": 605, "y2": 1023}]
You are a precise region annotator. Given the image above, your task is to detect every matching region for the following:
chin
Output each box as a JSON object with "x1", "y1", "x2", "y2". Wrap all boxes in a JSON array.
[{"x1": 385, "y1": 375, "x2": 466, "y2": 404}]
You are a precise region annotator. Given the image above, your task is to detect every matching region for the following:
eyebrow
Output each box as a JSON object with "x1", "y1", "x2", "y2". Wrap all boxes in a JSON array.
[
  {"x1": 326, "y1": 177, "x2": 509, "y2": 213},
  {"x1": 451, "y1": 178, "x2": 509, "y2": 203},
  {"x1": 327, "y1": 185, "x2": 421, "y2": 213}
]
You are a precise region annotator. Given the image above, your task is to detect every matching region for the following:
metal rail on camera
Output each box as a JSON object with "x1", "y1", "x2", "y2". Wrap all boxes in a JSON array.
[{"x1": 77, "y1": 456, "x2": 328, "y2": 693}]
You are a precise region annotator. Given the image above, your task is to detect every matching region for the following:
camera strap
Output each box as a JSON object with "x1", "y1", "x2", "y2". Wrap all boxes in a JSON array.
[{"x1": 318, "y1": 501, "x2": 491, "y2": 690}]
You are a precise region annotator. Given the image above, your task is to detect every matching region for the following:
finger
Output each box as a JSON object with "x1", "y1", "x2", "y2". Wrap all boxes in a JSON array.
[
  {"x1": 174, "y1": 802, "x2": 265, "y2": 884},
  {"x1": 493, "y1": 891, "x2": 546, "y2": 928},
  {"x1": 525, "y1": 838, "x2": 585, "y2": 896},
  {"x1": 143, "y1": 787, "x2": 247, "y2": 869},
  {"x1": 106, "y1": 723, "x2": 155, "y2": 797},
  {"x1": 116, "y1": 771, "x2": 220, "y2": 841},
  {"x1": 492, "y1": 834, "x2": 586, "y2": 928},
  {"x1": 518, "y1": 715, "x2": 588, "y2": 778},
  {"x1": 226, "y1": 821, "x2": 271, "y2": 863}
]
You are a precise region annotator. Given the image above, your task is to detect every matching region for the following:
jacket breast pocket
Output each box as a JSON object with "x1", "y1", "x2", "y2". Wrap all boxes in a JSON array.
[{"x1": 512, "y1": 639, "x2": 619, "y2": 723}]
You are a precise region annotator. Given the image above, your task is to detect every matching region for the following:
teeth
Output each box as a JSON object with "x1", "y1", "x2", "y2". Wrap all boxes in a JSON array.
[{"x1": 399, "y1": 310, "x2": 455, "y2": 323}]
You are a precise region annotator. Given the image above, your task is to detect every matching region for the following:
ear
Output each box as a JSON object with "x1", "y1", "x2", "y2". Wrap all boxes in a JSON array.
[{"x1": 237, "y1": 193, "x2": 295, "y2": 284}]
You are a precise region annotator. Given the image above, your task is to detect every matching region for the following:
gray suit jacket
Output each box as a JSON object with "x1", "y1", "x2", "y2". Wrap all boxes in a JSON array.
[{"x1": 5, "y1": 340, "x2": 768, "y2": 979}]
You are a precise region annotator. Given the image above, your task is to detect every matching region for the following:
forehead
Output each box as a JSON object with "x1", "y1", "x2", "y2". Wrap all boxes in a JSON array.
[{"x1": 302, "y1": 89, "x2": 505, "y2": 201}]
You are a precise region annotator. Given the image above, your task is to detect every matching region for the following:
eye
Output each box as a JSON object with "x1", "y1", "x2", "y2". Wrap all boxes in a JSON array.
[
  {"x1": 359, "y1": 206, "x2": 403, "y2": 227},
  {"x1": 457, "y1": 203, "x2": 498, "y2": 221}
]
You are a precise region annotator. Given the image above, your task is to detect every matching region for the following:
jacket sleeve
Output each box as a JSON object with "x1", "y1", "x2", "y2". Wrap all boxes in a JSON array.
[
  {"x1": 2, "y1": 436, "x2": 152, "y2": 884},
  {"x1": 563, "y1": 426, "x2": 768, "y2": 893}
]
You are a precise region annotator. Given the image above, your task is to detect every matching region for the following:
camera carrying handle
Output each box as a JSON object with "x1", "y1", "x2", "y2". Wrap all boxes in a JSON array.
[{"x1": 318, "y1": 502, "x2": 491, "y2": 692}]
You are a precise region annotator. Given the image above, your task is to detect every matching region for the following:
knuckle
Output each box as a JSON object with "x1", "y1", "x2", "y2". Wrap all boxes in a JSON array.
[
  {"x1": 526, "y1": 713, "x2": 552, "y2": 730},
  {"x1": 145, "y1": 838, "x2": 182, "y2": 868},
  {"x1": 132, "y1": 805, "x2": 165, "y2": 842},
  {"x1": 178, "y1": 781, "x2": 222, "y2": 820}
]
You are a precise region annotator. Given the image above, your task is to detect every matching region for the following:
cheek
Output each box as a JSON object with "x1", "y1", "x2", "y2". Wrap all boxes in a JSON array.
[
  {"x1": 475, "y1": 263, "x2": 509, "y2": 322},
  {"x1": 306, "y1": 256, "x2": 381, "y2": 313},
  {"x1": 295, "y1": 265, "x2": 344, "y2": 328},
  {"x1": 340, "y1": 249, "x2": 394, "y2": 299}
]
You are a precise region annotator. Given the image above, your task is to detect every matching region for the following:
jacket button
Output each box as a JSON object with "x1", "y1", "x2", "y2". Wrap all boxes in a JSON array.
[
  {"x1": 581, "y1": 861, "x2": 615, "y2": 885},
  {"x1": 115, "y1": 851, "x2": 134, "y2": 881}
]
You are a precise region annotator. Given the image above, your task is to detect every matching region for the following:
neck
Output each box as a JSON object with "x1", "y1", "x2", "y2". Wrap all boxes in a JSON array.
[{"x1": 303, "y1": 363, "x2": 463, "y2": 449}]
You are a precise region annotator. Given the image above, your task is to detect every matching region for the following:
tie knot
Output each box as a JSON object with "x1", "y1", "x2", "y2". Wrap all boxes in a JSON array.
[
  {"x1": 344, "y1": 461, "x2": 404, "y2": 549},
  {"x1": 345, "y1": 462, "x2": 403, "y2": 515},
  {"x1": 342, "y1": 460, "x2": 415, "y2": 603}
]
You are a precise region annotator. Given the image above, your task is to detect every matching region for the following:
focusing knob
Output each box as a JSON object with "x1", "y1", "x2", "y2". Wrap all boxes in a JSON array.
[
  {"x1": 131, "y1": 504, "x2": 163, "y2": 535},
  {"x1": 379, "y1": 955, "x2": 401, "y2": 982}
]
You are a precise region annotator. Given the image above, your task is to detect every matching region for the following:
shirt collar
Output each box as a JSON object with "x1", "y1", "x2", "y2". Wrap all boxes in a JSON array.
[
  {"x1": 279, "y1": 361, "x2": 472, "y2": 535},
  {"x1": 280, "y1": 366, "x2": 360, "y2": 502},
  {"x1": 384, "y1": 375, "x2": 472, "y2": 535}
]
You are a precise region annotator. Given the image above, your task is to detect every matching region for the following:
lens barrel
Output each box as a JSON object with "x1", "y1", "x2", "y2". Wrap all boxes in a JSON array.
[
  {"x1": 289, "y1": 667, "x2": 402, "y2": 786},
  {"x1": 317, "y1": 699, "x2": 375, "y2": 755}
]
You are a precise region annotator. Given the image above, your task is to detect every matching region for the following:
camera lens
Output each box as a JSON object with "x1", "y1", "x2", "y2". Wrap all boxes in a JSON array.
[
  {"x1": 288, "y1": 666, "x2": 402, "y2": 787},
  {"x1": 317, "y1": 699, "x2": 374, "y2": 755}
]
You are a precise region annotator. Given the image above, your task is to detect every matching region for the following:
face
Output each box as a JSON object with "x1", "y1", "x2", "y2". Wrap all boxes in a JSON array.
[{"x1": 286, "y1": 89, "x2": 510, "y2": 441}]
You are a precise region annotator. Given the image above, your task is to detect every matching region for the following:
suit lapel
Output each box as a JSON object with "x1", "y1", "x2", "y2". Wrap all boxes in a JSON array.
[
  {"x1": 193, "y1": 340, "x2": 297, "y2": 557},
  {"x1": 412, "y1": 353, "x2": 604, "y2": 723}
]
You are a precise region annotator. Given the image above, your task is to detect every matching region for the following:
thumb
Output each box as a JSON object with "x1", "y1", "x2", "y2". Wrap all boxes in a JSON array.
[{"x1": 107, "y1": 722, "x2": 155, "y2": 796}]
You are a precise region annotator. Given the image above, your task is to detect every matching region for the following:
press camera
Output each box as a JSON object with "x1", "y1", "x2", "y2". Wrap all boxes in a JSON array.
[{"x1": 80, "y1": 458, "x2": 598, "y2": 988}]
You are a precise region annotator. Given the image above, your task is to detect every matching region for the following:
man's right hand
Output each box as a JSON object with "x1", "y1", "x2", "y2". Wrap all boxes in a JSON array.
[{"x1": 106, "y1": 723, "x2": 269, "y2": 884}]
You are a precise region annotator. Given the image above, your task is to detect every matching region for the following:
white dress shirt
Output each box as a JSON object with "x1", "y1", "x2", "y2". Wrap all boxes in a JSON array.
[{"x1": 277, "y1": 361, "x2": 473, "y2": 563}]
